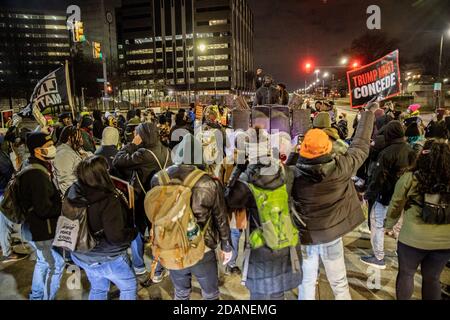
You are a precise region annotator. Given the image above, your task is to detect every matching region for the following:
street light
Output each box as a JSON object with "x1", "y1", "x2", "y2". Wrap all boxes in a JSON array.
[
  {"x1": 340, "y1": 57, "x2": 348, "y2": 65},
  {"x1": 198, "y1": 43, "x2": 207, "y2": 52},
  {"x1": 444, "y1": 78, "x2": 449, "y2": 83}
]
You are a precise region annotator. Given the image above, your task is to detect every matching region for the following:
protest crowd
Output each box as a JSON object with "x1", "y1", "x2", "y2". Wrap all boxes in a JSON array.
[{"x1": 1, "y1": 71, "x2": 450, "y2": 302}]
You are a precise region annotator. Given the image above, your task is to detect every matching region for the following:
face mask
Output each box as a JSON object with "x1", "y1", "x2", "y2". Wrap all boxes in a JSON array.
[{"x1": 38, "y1": 145, "x2": 57, "y2": 160}]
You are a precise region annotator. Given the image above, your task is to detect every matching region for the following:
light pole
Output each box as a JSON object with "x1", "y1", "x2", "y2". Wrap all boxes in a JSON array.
[
  {"x1": 323, "y1": 72, "x2": 329, "y2": 98},
  {"x1": 437, "y1": 28, "x2": 450, "y2": 109}
]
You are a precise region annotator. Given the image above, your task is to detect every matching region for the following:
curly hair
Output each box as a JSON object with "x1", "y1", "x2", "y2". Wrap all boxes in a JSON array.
[{"x1": 415, "y1": 139, "x2": 450, "y2": 194}]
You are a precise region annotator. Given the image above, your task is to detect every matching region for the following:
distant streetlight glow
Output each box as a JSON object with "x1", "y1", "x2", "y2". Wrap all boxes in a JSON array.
[
  {"x1": 198, "y1": 43, "x2": 207, "y2": 52},
  {"x1": 340, "y1": 57, "x2": 348, "y2": 65},
  {"x1": 323, "y1": 72, "x2": 330, "y2": 78},
  {"x1": 444, "y1": 78, "x2": 449, "y2": 83},
  {"x1": 314, "y1": 69, "x2": 320, "y2": 74},
  {"x1": 407, "y1": 72, "x2": 412, "y2": 76}
]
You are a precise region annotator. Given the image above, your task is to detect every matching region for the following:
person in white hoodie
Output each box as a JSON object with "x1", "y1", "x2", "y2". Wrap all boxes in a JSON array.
[{"x1": 54, "y1": 126, "x2": 90, "y2": 195}]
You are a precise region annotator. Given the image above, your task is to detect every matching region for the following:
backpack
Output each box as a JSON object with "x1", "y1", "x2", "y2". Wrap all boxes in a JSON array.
[
  {"x1": 240, "y1": 177, "x2": 301, "y2": 286},
  {"x1": 0, "y1": 163, "x2": 49, "y2": 224},
  {"x1": 246, "y1": 183, "x2": 299, "y2": 250},
  {"x1": 144, "y1": 169, "x2": 209, "y2": 270},
  {"x1": 420, "y1": 187, "x2": 450, "y2": 225},
  {"x1": 53, "y1": 195, "x2": 107, "y2": 253}
]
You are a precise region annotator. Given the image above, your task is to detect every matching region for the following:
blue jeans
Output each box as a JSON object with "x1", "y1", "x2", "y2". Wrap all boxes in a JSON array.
[
  {"x1": 130, "y1": 232, "x2": 163, "y2": 276},
  {"x1": 130, "y1": 232, "x2": 146, "y2": 274},
  {"x1": 169, "y1": 250, "x2": 219, "y2": 300},
  {"x1": 228, "y1": 228, "x2": 242, "y2": 268},
  {"x1": 72, "y1": 253, "x2": 137, "y2": 300},
  {"x1": 370, "y1": 201, "x2": 388, "y2": 260},
  {"x1": 29, "y1": 239, "x2": 65, "y2": 300},
  {"x1": 0, "y1": 198, "x2": 15, "y2": 257},
  {"x1": 251, "y1": 291, "x2": 284, "y2": 300},
  {"x1": 299, "y1": 238, "x2": 351, "y2": 300}
]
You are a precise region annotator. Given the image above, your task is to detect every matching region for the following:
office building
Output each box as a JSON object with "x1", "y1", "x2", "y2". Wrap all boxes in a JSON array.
[{"x1": 117, "y1": 0, "x2": 254, "y2": 103}]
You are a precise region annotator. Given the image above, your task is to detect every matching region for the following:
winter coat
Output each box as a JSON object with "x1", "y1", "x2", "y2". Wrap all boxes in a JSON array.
[
  {"x1": 225, "y1": 164, "x2": 302, "y2": 294},
  {"x1": 151, "y1": 165, "x2": 232, "y2": 252},
  {"x1": 93, "y1": 119, "x2": 105, "y2": 141},
  {"x1": 66, "y1": 181, "x2": 137, "y2": 263},
  {"x1": 386, "y1": 172, "x2": 450, "y2": 250},
  {"x1": 253, "y1": 85, "x2": 280, "y2": 106},
  {"x1": 95, "y1": 145, "x2": 118, "y2": 170},
  {"x1": 80, "y1": 129, "x2": 96, "y2": 153},
  {"x1": 53, "y1": 143, "x2": 83, "y2": 194},
  {"x1": 279, "y1": 89, "x2": 289, "y2": 105},
  {"x1": 113, "y1": 122, "x2": 172, "y2": 233},
  {"x1": 19, "y1": 158, "x2": 62, "y2": 242},
  {"x1": 292, "y1": 111, "x2": 374, "y2": 245},
  {"x1": 366, "y1": 128, "x2": 414, "y2": 206},
  {"x1": 0, "y1": 150, "x2": 14, "y2": 195}
]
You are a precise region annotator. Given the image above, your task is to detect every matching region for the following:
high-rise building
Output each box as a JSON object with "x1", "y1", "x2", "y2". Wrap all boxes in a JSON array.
[
  {"x1": 0, "y1": 8, "x2": 70, "y2": 105},
  {"x1": 117, "y1": 0, "x2": 254, "y2": 103}
]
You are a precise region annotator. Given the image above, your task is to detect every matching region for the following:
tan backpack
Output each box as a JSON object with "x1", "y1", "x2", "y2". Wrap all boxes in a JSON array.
[{"x1": 144, "y1": 169, "x2": 210, "y2": 271}]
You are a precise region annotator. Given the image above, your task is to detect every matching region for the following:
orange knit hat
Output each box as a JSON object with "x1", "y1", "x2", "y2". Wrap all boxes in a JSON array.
[{"x1": 300, "y1": 129, "x2": 332, "y2": 159}]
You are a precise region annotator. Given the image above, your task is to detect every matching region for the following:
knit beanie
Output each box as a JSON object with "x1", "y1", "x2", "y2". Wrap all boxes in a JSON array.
[
  {"x1": 300, "y1": 129, "x2": 332, "y2": 159},
  {"x1": 384, "y1": 120, "x2": 405, "y2": 143},
  {"x1": 101, "y1": 126, "x2": 119, "y2": 146},
  {"x1": 313, "y1": 112, "x2": 331, "y2": 129},
  {"x1": 26, "y1": 132, "x2": 52, "y2": 153}
]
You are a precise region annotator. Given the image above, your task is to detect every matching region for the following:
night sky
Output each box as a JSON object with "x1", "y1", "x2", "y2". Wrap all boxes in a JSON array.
[
  {"x1": 2, "y1": 0, "x2": 450, "y2": 90},
  {"x1": 248, "y1": 0, "x2": 450, "y2": 90}
]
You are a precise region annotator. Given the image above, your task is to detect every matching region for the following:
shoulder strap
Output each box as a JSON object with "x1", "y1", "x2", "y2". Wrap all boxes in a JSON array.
[
  {"x1": 157, "y1": 170, "x2": 171, "y2": 186},
  {"x1": 146, "y1": 149, "x2": 163, "y2": 170},
  {"x1": 183, "y1": 169, "x2": 206, "y2": 189},
  {"x1": 19, "y1": 163, "x2": 49, "y2": 177}
]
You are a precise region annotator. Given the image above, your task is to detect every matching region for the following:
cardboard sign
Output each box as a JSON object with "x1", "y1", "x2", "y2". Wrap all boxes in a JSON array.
[
  {"x1": 347, "y1": 50, "x2": 401, "y2": 108},
  {"x1": 111, "y1": 176, "x2": 135, "y2": 209}
]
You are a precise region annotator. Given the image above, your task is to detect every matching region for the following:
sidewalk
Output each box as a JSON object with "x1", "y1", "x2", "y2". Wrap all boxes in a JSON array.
[{"x1": 1, "y1": 231, "x2": 448, "y2": 300}]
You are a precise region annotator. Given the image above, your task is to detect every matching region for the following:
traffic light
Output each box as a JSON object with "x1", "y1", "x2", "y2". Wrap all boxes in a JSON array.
[
  {"x1": 73, "y1": 21, "x2": 86, "y2": 42},
  {"x1": 303, "y1": 60, "x2": 314, "y2": 73},
  {"x1": 351, "y1": 60, "x2": 360, "y2": 69},
  {"x1": 106, "y1": 82, "x2": 113, "y2": 94},
  {"x1": 92, "y1": 41, "x2": 102, "y2": 60}
]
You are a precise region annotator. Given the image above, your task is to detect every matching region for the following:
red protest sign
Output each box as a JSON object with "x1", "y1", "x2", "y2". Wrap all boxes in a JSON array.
[{"x1": 347, "y1": 50, "x2": 401, "y2": 108}]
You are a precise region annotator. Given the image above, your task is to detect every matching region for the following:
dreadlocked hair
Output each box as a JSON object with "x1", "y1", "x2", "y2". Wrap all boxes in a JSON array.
[
  {"x1": 415, "y1": 139, "x2": 450, "y2": 194},
  {"x1": 58, "y1": 125, "x2": 83, "y2": 152}
]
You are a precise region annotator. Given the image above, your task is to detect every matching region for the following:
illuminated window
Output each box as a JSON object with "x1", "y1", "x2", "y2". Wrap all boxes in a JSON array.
[
  {"x1": 197, "y1": 55, "x2": 228, "y2": 61},
  {"x1": 209, "y1": 19, "x2": 228, "y2": 26},
  {"x1": 198, "y1": 65, "x2": 229, "y2": 72},
  {"x1": 127, "y1": 49, "x2": 153, "y2": 55}
]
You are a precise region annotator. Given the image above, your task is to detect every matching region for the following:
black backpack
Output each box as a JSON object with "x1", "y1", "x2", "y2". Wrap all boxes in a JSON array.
[
  {"x1": 0, "y1": 164, "x2": 49, "y2": 224},
  {"x1": 419, "y1": 182, "x2": 450, "y2": 225}
]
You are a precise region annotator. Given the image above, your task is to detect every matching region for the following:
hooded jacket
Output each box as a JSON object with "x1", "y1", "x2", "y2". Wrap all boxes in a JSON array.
[
  {"x1": 292, "y1": 111, "x2": 374, "y2": 245},
  {"x1": 253, "y1": 84, "x2": 280, "y2": 106},
  {"x1": 19, "y1": 157, "x2": 62, "y2": 241},
  {"x1": 366, "y1": 121, "x2": 415, "y2": 206},
  {"x1": 66, "y1": 181, "x2": 137, "y2": 263},
  {"x1": 151, "y1": 165, "x2": 232, "y2": 252},
  {"x1": 225, "y1": 163, "x2": 302, "y2": 294},
  {"x1": 0, "y1": 150, "x2": 14, "y2": 195},
  {"x1": 113, "y1": 122, "x2": 172, "y2": 194},
  {"x1": 53, "y1": 143, "x2": 83, "y2": 194},
  {"x1": 113, "y1": 122, "x2": 172, "y2": 233}
]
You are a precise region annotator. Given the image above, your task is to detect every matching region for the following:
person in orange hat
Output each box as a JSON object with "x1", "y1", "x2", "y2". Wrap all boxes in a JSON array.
[{"x1": 292, "y1": 102, "x2": 378, "y2": 300}]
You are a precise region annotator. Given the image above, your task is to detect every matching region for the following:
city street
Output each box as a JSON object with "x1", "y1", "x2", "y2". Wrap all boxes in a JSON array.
[{"x1": 2, "y1": 230, "x2": 449, "y2": 300}]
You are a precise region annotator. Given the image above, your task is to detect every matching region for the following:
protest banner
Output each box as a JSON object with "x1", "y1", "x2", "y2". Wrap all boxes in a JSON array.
[
  {"x1": 111, "y1": 176, "x2": 135, "y2": 209},
  {"x1": 347, "y1": 50, "x2": 401, "y2": 108},
  {"x1": 20, "y1": 61, "x2": 75, "y2": 118}
]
